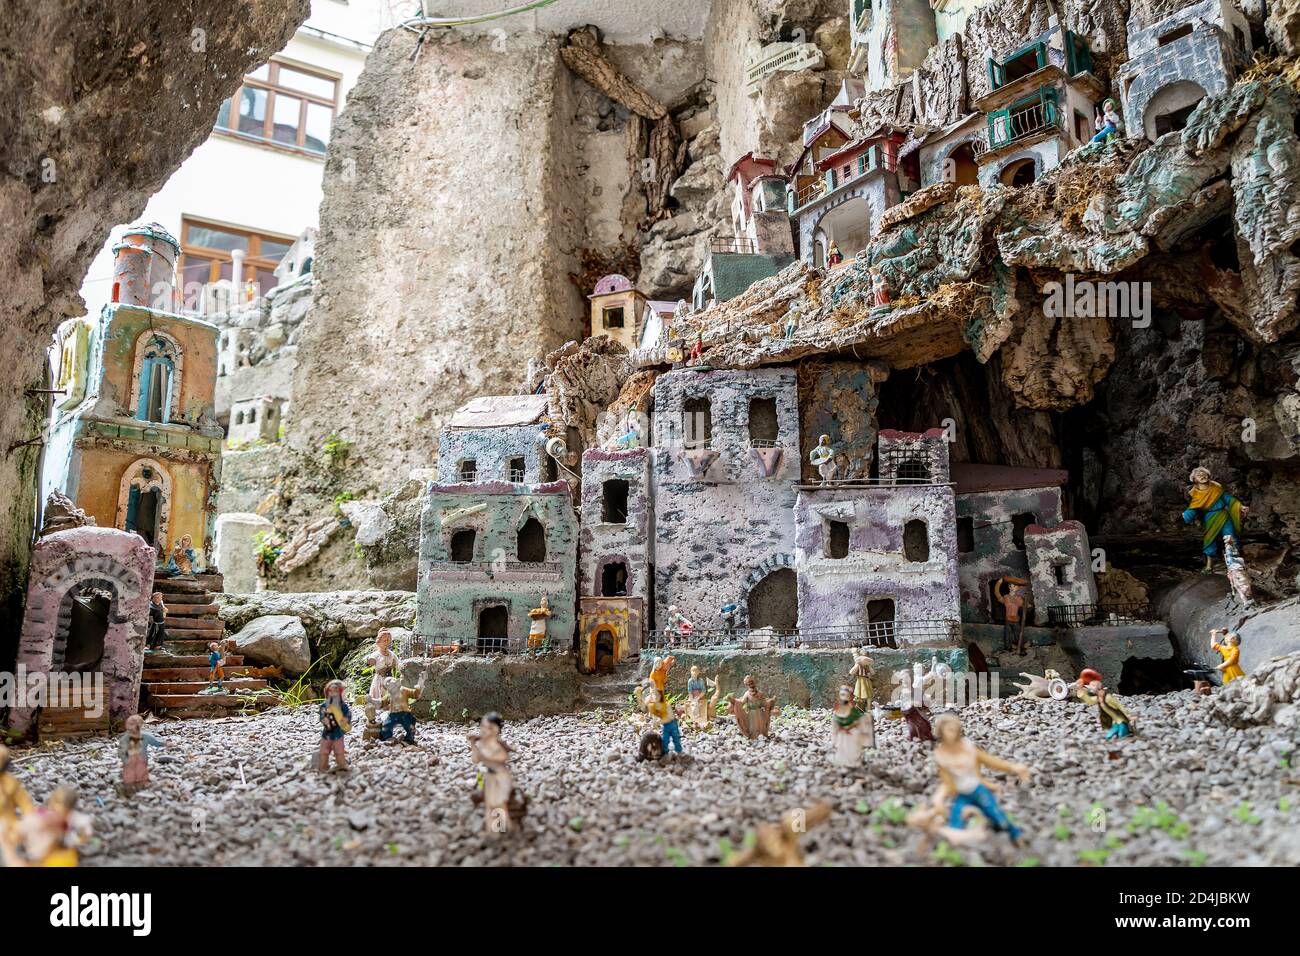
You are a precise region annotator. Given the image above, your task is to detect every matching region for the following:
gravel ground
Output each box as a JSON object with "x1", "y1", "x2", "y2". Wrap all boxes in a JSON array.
[{"x1": 8, "y1": 691, "x2": 1299, "y2": 867}]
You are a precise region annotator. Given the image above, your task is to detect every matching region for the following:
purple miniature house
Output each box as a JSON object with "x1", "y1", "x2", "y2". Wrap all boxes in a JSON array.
[{"x1": 7, "y1": 527, "x2": 155, "y2": 734}]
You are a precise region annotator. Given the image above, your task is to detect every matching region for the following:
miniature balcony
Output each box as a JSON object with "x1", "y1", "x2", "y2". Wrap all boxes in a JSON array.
[
  {"x1": 683, "y1": 446, "x2": 721, "y2": 478},
  {"x1": 748, "y1": 439, "x2": 784, "y2": 477}
]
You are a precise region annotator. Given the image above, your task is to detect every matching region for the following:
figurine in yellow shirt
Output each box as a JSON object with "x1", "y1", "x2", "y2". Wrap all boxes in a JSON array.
[{"x1": 1210, "y1": 629, "x2": 1245, "y2": 684}]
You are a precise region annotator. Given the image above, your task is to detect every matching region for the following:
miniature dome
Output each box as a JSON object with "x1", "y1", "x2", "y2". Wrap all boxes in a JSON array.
[{"x1": 592, "y1": 274, "x2": 633, "y2": 296}]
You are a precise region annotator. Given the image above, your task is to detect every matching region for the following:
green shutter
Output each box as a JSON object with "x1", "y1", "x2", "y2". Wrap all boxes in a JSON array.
[{"x1": 125, "y1": 485, "x2": 141, "y2": 533}]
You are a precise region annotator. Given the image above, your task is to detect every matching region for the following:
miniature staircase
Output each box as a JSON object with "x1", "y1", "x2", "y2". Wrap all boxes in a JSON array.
[
  {"x1": 140, "y1": 572, "x2": 280, "y2": 719},
  {"x1": 581, "y1": 658, "x2": 643, "y2": 711}
]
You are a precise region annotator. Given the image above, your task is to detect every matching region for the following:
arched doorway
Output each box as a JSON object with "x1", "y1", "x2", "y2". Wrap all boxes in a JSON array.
[
  {"x1": 1144, "y1": 80, "x2": 1206, "y2": 139},
  {"x1": 56, "y1": 577, "x2": 115, "y2": 673},
  {"x1": 117, "y1": 458, "x2": 172, "y2": 551},
  {"x1": 945, "y1": 142, "x2": 979, "y2": 186},
  {"x1": 999, "y1": 158, "x2": 1037, "y2": 188},
  {"x1": 747, "y1": 567, "x2": 798, "y2": 631},
  {"x1": 815, "y1": 195, "x2": 874, "y2": 261},
  {"x1": 477, "y1": 604, "x2": 509, "y2": 653},
  {"x1": 589, "y1": 625, "x2": 618, "y2": 673}
]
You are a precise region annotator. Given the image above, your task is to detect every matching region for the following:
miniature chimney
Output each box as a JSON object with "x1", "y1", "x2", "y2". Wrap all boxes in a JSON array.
[{"x1": 110, "y1": 223, "x2": 179, "y2": 311}]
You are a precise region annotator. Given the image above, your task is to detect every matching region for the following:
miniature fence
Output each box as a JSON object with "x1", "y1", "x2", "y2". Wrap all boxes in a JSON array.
[
  {"x1": 794, "y1": 152, "x2": 898, "y2": 209},
  {"x1": 1044, "y1": 603, "x2": 1156, "y2": 627},
  {"x1": 709, "y1": 236, "x2": 760, "y2": 255},
  {"x1": 401, "y1": 635, "x2": 566, "y2": 658},
  {"x1": 745, "y1": 42, "x2": 825, "y2": 92},
  {"x1": 642, "y1": 619, "x2": 961, "y2": 653},
  {"x1": 979, "y1": 96, "x2": 1064, "y2": 153}
]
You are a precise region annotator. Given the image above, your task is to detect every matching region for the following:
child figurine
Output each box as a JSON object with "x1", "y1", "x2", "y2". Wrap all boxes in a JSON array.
[
  {"x1": 830, "y1": 685, "x2": 874, "y2": 768},
  {"x1": 379, "y1": 671, "x2": 427, "y2": 745},
  {"x1": 1090, "y1": 98, "x2": 1123, "y2": 143},
  {"x1": 2, "y1": 786, "x2": 92, "y2": 867},
  {"x1": 1182, "y1": 466, "x2": 1247, "y2": 572},
  {"x1": 0, "y1": 745, "x2": 33, "y2": 841},
  {"x1": 664, "y1": 606, "x2": 693, "y2": 645},
  {"x1": 683, "y1": 665, "x2": 721, "y2": 730},
  {"x1": 468, "y1": 712, "x2": 517, "y2": 832},
  {"x1": 118, "y1": 715, "x2": 164, "y2": 794},
  {"x1": 146, "y1": 591, "x2": 167, "y2": 653},
  {"x1": 366, "y1": 628, "x2": 398, "y2": 702},
  {"x1": 1223, "y1": 536, "x2": 1254, "y2": 606},
  {"x1": 203, "y1": 640, "x2": 228, "y2": 694},
  {"x1": 727, "y1": 802, "x2": 832, "y2": 867},
  {"x1": 730, "y1": 674, "x2": 778, "y2": 740},
  {"x1": 1210, "y1": 629, "x2": 1245, "y2": 684},
  {"x1": 809, "y1": 434, "x2": 837, "y2": 484},
  {"x1": 849, "y1": 647, "x2": 874, "y2": 708},
  {"x1": 929, "y1": 712, "x2": 1030, "y2": 845},
  {"x1": 642, "y1": 683, "x2": 684, "y2": 756},
  {"x1": 1071, "y1": 668, "x2": 1136, "y2": 739},
  {"x1": 317, "y1": 679, "x2": 352, "y2": 772},
  {"x1": 527, "y1": 594, "x2": 552, "y2": 652}
]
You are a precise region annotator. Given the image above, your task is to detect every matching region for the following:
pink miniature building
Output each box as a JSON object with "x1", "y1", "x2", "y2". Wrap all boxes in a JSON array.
[{"x1": 7, "y1": 527, "x2": 155, "y2": 734}]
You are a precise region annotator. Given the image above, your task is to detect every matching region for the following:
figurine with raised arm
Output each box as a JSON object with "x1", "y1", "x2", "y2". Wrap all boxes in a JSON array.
[
  {"x1": 992, "y1": 576, "x2": 1031, "y2": 655},
  {"x1": 118, "y1": 714, "x2": 165, "y2": 794},
  {"x1": 664, "y1": 606, "x2": 693, "y2": 645},
  {"x1": 1210, "y1": 629, "x2": 1245, "y2": 684},
  {"x1": 809, "y1": 434, "x2": 837, "y2": 484},
  {"x1": 648, "y1": 653, "x2": 675, "y2": 696},
  {"x1": 727, "y1": 802, "x2": 832, "y2": 867},
  {"x1": 830, "y1": 684, "x2": 874, "y2": 768},
  {"x1": 849, "y1": 647, "x2": 874, "y2": 707},
  {"x1": 1089, "y1": 98, "x2": 1123, "y2": 144},
  {"x1": 1071, "y1": 668, "x2": 1136, "y2": 739},
  {"x1": 730, "y1": 674, "x2": 778, "y2": 740},
  {"x1": 683, "y1": 665, "x2": 721, "y2": 730},
  {"x1": 468, "y1": 712, "x2": 519, "y2": 832},
  {"x1": 379, "y1": 670, "x2": 428, "y2": 745},
  {"x1": 1011, "y1": 668, "x2": 1069, "y2": 700},
  {"x1": 0, "y1": 745, "x2": 33, "y2": 842},
  {"x1": 1182, "y1": 466, "x2": 1246, "y2": 572},
  {"x1": 929, "y1": 712, "x2": 1029, "y2": 845},
  {"x1": 317, "y1": 679, "x2": 352, "y2": 772},
  {"x1": 202, "y1": 639, "x2": 229, "y2": 694}
]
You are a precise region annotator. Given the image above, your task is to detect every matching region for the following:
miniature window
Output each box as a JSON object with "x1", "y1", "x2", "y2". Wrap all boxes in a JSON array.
[
  {"x1": 450, "y1": 529, "x2": 476, "y2": 563},
  {"x1": 458, "y1": 459, "x2": 477, "y2": 482},
  {"x1": 826, "y1": 520, "x2": 850, "y2": 559},
  {"x1": 1052, "y1": 561, "x2": 1071, "y2": 586},
  {"x1": 903, "y1": 519, "x2": 930, "y2": 563},
  {"x1": 1000, "y1": 46, "x2": 1041, "y2": 85},
  {"x1": 1157, "y1": 24, "x2": 1193, "y2": 46},
  {"x1": 1000, "y1": 158, "x2": 1037, "y2": 188},
  {"x1": 601, "y1": 561, "x2": 628, "y2": 597},
  {"x1": 1154, "y1": 103, "x2": 1198, "y2": 137},
  {"x1": 866, "y1": 598, "x2": 896, "y2": 644},
  {"x1": 683, "y1": 397, "x2": 712, "y2": 449},
  {"x1": 601, "y1": 479, "x2": 629, "y2": 524},
  {"x1": 748, "y1": 397, "x2": 779, "y2": 445},
  {"x1": 1234, "y1": 26, "x2": 1247, "y2": 52},
  {"x1": 1074, "y1": 110, "x2": 1090, "y2": 143},
  {"x1": 748, "y1": 568, "x2": 798, "y2": 631},
  {"x1": 248, "y1": 407, "x2": 257, "y2": 423},
  {"x1": 517, "y1": 517, "x2": 547, "y2": 563},
  {"x1": 896, "y1": 456, "x2": 931, "y2": 483},
  {"x1": 140, "y1": 356, "x2": 174, "y2": 423},
  {"x1": 477, "y1": 605, "x2": 509, "y2": 654},
  {"x1": 1011, "y1": 513, "x2": 1036, "y2": 550},
  {"x1": 957, "y1": 516, "x2": 975, "y2": 554},
  {"x1": 508, "y1": 457, "x2": 526, "y2": 483},
  {"x1": 603, "y1": 306, "x2": 625, "y2": 330},
  {"x1": 127, "y1": 487, "x2": 162, "y2": 546}
]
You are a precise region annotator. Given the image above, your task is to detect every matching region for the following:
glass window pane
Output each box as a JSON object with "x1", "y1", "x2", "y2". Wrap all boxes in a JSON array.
[
  {"x1": 215, "y1": 97, "x2": 233, "y2": 130},
  {"x1": 278, "y1": 66, "x2": 336, "y2": 100},
  {"x1": 304, "y1": 102, "x2": 332, "y2": 154},
  {"x1": 237, "y1": 87, "x2": 267, "y2": 136},
  {"x1": 272, "y1": 94, "x2": 301, "y2": 145},
  {"x1": 259, "y1": 238, "x2": 293, "y2": 259},
  {"x1": 186, "y1": 225, "x2": 248, "y2": 252},
  {"x1": 255, "y1": 267, "x2": 279, "y2": 293},
  {"x1": 247, "y1": 63, "x2": 270, "y2": 81}
]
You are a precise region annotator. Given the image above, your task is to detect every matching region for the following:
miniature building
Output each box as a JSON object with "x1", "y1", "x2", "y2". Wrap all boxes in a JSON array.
[
  {"x1": 42, "y1": 223, "x2": 223, "y2": 565},
  {"x1": 272, "y1": 226, "x2": 317, "y2": 284},
  {"x1": 877, "y1": 428, "x2": 951, "y2": 483},
  {"x1": 1115, "y1": 0, "x2": 1252, "y2": 142},
  {"x1": 651, "y1": 368, "x2": 800, "y2": 629},
  {"x1": 916, "y1": 114, "x2": 985, "y2": 188},
  {"x1": 588, "y1": 274, "x2": 646, "y2": 352},
  {"x1": 579, "y1": 448, "x2": 652, "y2": 605},
  {"x1": 578, "y1": 596, "x2": 645, "y2": 673},
  {"x1": 972, "y1": 22, "x2": 1105, "y2": 188},
  {"x1": 8, "y1": 527, "x2": 155, "y2": 734},
  {"x1": 437, "y1": 394, "x2": 555, "y2": 485},
  {"x1": 1024, "y1": 520, "x2": 1098, "y2": 622},
  {"x1": 745, "y1": 40, "x2": 825, "y2": 96},
  {"x1": 227, "y1": 396, "x2": 282, "y2": 446},
  {"x1": 848, "y1": 0, "x2": 939, "y2": 92},
  {"x1": 692, "y1": 242, "x2": 797, "y2": 311},
  {"x1": 951, "y1": 463, "x2": 1068, "y2": 623},
  {"x1": 415, "y1": 480, "x2": 578, "y2": 652},
  {"x1": 728, "y1": 153, "x2": 796, "y2": 258}
]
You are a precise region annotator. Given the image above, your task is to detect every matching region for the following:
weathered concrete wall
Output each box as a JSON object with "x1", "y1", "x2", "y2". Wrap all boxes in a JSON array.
[
  {"x1": 1024, "y1": 520, "x2": 1098, "y2": 622},
  {"x1": 215, "y1": 445, "x2": 281, "y2": 515},
  {"x1": 955, "y1": 486, "x2": 1063, "y2": 622},
  {"x1": 797, "y1": 359, "x2": 882, "y2": 482},
  {"x1": 395, "y1": 653, "x2": 584, "y2": 721},
  {"x1": 579, "y1": 448, "x2": 653, "y2": 603},
  {"x1": 438, "y1": 423, "x2": 549, "y2": 485}
]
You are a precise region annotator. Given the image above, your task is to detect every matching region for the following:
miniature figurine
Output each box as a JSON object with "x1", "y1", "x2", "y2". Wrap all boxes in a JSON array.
[
  {"x1": 783, "y1": 306, "x2": 800, "y2": 340},
  {"x1": 606, "y1": 413, "x2": 642, "y2": 451},
  {"x1": 827, "y1": 242, "x2": 844, "y2": 267},
  {"x1": 1182, "y1": 466, "x2": 1247, "y2": 572},
  {"x1": 1071, "y1": 668, "x2": 1136, "y2": 739},
  {"x1": 364, "y1": 628, "x2": 397, "y2": 736},
  {"x1": 527, "y1": 594, "x2": 553, "y2": 652},
  {"x1": 202, "y1": 639, "x2": 228, "y2": 694},
  {"x1": 992, "y1": 576, "x2": 1031, "y2": 655},
  {"x1": 809, "y1": 434, "x2": 837, "y2": 484},
  {"x1": 1210, "y1": 629, "x2": 1245, "y2": 684},
  {"x1": 664, "y1": 606, "x2": 694, "y2": 644},
  {"x1": 468, "y1": 712, "x2": 522, "y2": 832},
  {"x1": 1223, "y1": 535, "x2": 1254, "y2": 606},
  {"x1": 317, "y1": 679, "x2": 352, "y2": 772},
  {"x1": 720, "y1": 602, "x2": 739, "y2": 634},
  {"x1": 1, "y1": 786, "x2": 92, "y2": 867},
  {"x1": 1011, "y1": 668, "x2": 1069, "y2": 700},
  {"x1": 688, "y1": 331, "x2": 705, "y2": 367},
  {"x1": 849, "y1": 647, "x2": 874, "y2": 707},
  {"x1": 648, "y1": 653, "x2": 675, "y2": 697},
  {"x1": 928, "y1": 712, "x2": 1029, "y2": 845},
  {"x1": 118, "y1": 714, "x2": 164, "y2": 794},
  {"x1": 165, "y1": 533, "x2": 196, "y2": 575},
  {"x1": 901, "y1": 702, "x2": 934, "y2": 742},
  {"x1": 683, "y1": 665, "x2": 721, "y2": 730},
  {"x1": 727, "y1": 802, "x2": 832, "y2": 867},
  {"x1": 730, "y1": 674, "x2": 778, "y2": 740},
  {"x1": 869, "y1": 267, "x2": 891, "y2": 310},
  {"x1": 1090, "y1": 98, "x2": 1123, "y2": 144},
  {"x1": 0, "y1": 745, "x2": 33, "y2": 841},
  {"x1": 642, "y1": 683, "x2": 684, "y2": 755},
  {"x1": 146, "y1": 591, "x2": 167, "y2": 653},
  {"x1": 379, "y1": 671, "x2": 428, "y2": 745},
  {"x1": 830, "y1": 684, "x2": 874, "y2": 768}
]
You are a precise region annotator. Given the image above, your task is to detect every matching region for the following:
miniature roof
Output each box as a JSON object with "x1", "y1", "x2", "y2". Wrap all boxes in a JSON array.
[
  {"x1": 951, "y1": 463, "x2": 1069, "y2": 495},
  {"x1": 726, "y1": 152, "x2": 778, "y2": 183},
  {"x1": 447, "y1": 394, "x2": 549, "y2": 429},
  {"x1": 830, "y1": 77, "x2": 865, "y2": 108},
  {"x1": 647, "y1": 300, "x2": 677, "y2": 316},
  {"x1": 591, "y1": 274, "x2": 634, "y2": 297},
  {"x1": 898, "y1": 113, "x2": 983, "y2": 160}
]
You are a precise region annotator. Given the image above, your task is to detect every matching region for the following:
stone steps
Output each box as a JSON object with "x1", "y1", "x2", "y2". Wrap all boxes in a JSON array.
[
  {"x1": 141, "y1": 665, "x2": 281, "y2": 681},
  {"x1": 144, "y1": 678, "x2": 270, "y2": 695}
]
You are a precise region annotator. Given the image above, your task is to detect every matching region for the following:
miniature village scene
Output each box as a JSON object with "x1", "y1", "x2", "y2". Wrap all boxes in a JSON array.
[{"x1": 5, "y1": 0, "x2": 1300, "y2": 870}]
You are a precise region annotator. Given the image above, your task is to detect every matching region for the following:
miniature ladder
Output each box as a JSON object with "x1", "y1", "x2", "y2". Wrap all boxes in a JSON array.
[{"x1": 139, "y1": 572, "x2": 281, "y2": 719}]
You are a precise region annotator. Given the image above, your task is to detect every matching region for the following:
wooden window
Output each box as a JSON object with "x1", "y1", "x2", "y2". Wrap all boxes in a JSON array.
[
  {"x1": 215, "y1": 60, "x2": 338, "y2": 156},
  {"x1": 176, "y1": 218, "x2": 295, "y2": 298}
]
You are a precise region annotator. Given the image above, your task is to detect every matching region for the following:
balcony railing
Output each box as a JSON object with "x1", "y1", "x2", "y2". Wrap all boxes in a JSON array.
[
  {"x1": 979, "y1": 93, "x2": 1063, "y2": 152},
  {"x1": 745, "y1": 42, "x2": 825, "y2": 93},
  {"x1": 1045, "y1": 603, "x2": 1157, "y2": 627},
  {"x1": 643, "y1": 619, "x2": 961, "y2": 652},
  {"x1": 710, "y1": 236, "x2": 759, "y2": 254},
  {"x1": 425, "y1": 559, "x2": 563, "y2": 575},
  {"x1": 402, "y1": 635, "x2": 565, "y2": 657},
  {"x1": 793, "y1": 150, "x2": 897, "y2": 210},
  {"x1": 507, "y1": 468, "x2": 526, "y2": 483}
]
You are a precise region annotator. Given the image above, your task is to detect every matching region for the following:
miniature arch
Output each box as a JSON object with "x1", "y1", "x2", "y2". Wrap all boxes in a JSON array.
[
  {"x1": 128, "y1": 327, "x2": 185, "y2": 423},
  {"x1": 734, "y1": 553, "x2": 798, "y2": 628},
  {"x1": 941, "y1": 138, "x2": 980, "y2": 187},
  {"x1": 116, "y1": 457, "x2": 174, "y2": 551}
]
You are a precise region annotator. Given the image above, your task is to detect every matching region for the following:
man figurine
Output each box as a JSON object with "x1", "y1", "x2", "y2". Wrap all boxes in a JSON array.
[
  {"x1": 664, "y1": 606, "x2": 693, "y2": 645},
  {"x1": 1182, "y1": 466, "x2": 1247, "y2": 572},
  {"x1": 849, "y1": 647, "x2": 875, "y2": 708},
  {"x1": 648, "y1": 653, "x2": 675, "y2": 696},
  {"x1": 118, "y1": 714, "x2": 165, "y2": 795},
  {"x1": 317, "y1": 679, "x2": 352, "y2": 772},
  {"x1": 204, "y1": 640, "x2": 228, "y2": 694},
  {"x1": 527, "y1": 594, "x2": 552, "y2": 652},
  {"x1": 1090, "y1": 98, "x2": 1123, "y2": 144},
  {"x1": 730, "y1": 674, "x2": 778, "y2": 740},
  {"x1": 928, "y1": 712, "x2": 1030, "y2": 845},
  {"x1": 146, "y1": 591, "x2": 167, "y2": 653},
  {"x1": 1210, "y1": 629, "x2": 1245, "y2": 684},
  {"x1": 468, "y1": 713, "x2": 516, "y2": 833},
  {"x1": 1072, "y1": 668, "x2": 1136, "y2": 739},
  {"x1": 809, "y1": 434, "x2": 837, "y2": 484},
  {"x1": 688, "y1": 331, "x2": 705, "y2": 367},
  {"x1": 992, "y1": 576, "x2": 1031, "y2": 655},
  {"x1": 643, "y1": 683, "x2": 684, "y2": 756},
  {"x1": 379, "y1": 671, "x2": 427, "y2": 745},
  {"x1": 683, "y1": 666, "x2": 720, "y2": 730}
]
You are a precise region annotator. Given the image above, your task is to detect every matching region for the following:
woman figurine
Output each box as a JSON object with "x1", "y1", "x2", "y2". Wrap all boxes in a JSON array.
[
  {"x1": 930, "y1": 712, "x2": 1029, "y2": 845},
  {"x1": 830, "y1": 685, "x2": 874, "y2": 768},
  {"x1": 468, "y1": 713, "x2": 515, "y2": 832},
  {"x1": 2, "y1": 787, "x2": 92, "y2": 867},
  {"x1": 1182, "y1": 466, "x2": 1246, "y2": 572},
  {"x1": 1090, "y1": 98, "x2": 1123, "y2": 143},
  {"x1": 165, "y1": 534, "x2": 196, "y2": 575},
  {"x1": 365, "y1": 629, "x2": 397, "y2": 704},
  {"x1": 317, "y1": 680, "x2": 352, "y2": 772},
  {"x1": 683, "y1": 666, "x2": 720, "y2": 730},
  {"x1": 730, "y1": 675, "x2": 778, "y2": 740},
  {"x1": 118, "y1": 715, "x2": 164, "y2": 795},
  {"x1": 849, "y1": 647, "x2": 874, "y2": 708},
  {"x1": 1210, "y1": 629, "x2": 1245, "y2": 684},
  {"x1": 809, "y1": 434, "x2": 837, "y2": 484}
]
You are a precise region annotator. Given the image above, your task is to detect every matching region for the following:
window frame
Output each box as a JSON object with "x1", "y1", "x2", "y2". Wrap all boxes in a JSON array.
[
  {"x1": 214, "y1": 59, "x2": 339, "y2": 157},
  {"x1": 176, "y1": 217, "x2": 297, "y2": 298}
]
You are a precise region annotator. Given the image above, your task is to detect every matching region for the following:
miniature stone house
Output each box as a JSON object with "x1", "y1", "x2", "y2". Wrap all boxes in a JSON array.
[
  {"x1": 916, "y1": 114, "x2": 985, "y2": 188},
  {"x1": 227, "y1": 396, "x2": 282, "y2": 446},
  {"x1": 1115, "y1": 0, "x2": 1252, "y2": 142},
  {"x1": 651, "y1": 368, "x2": 800, "y2": 629},
  {"x1": 42, "y1": 223, "x2": 223, "y2": 565},
  {"x1": 951, "y1": 463, "x2": 1068, "y2": 623},
  {"x1": 848, "y1": 0, "x2": 939, "y2": 92},
  {"x1": 1023, "y1": 520, "x2": 1099, "y2": 623},
  {"x1": 972, "y1": 22, "x2": 1105, "y2": 188},
  {"x1": 580, "y1": 447, "x2": 652, "y2": 605},
  {"x1": 8, "y1": 527, "x2": 155, "y2": 735},
  {"x1": 437, "y1": 394, "x2": 555, "y2": 485},
  {"x1": 877, "y1": 428, "x2": 951, "y2": 483},
  {"x1": 588, "y1": 274, "x2": 646, "y2": 352},
  {"x1": 578, "y1": 595, "x2": 645, "y2": 673},
  {"x1": 272, "y1": 227, "x2": 317, "y2": 284},
  {"x1": 415, "y1": 480, "x2": 578, "y2": 652}
]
